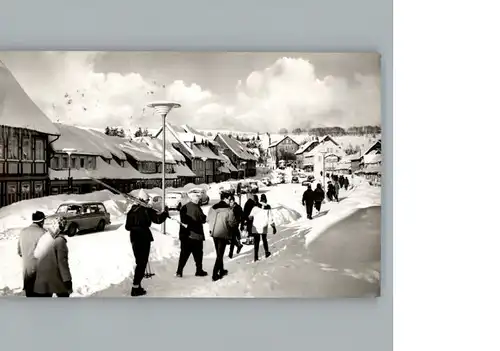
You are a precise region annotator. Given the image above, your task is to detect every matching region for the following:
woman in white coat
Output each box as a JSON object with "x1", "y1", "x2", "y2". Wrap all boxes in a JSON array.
[{"x1": 248, "y1": 194, "x2": 276, "y2": 262}]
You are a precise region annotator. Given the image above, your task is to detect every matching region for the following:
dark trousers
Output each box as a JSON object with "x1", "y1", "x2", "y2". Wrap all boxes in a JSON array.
[
  {"x1": 254, "y1": 234, "x2": 269, "y2": 261},
  {"x1": 305, "y1": 203, "x2": 314, "y2": 219},
  {"x1": 314, "y1": 201, "x2": 322, "y2": 212},
  {"x1": 131, "y1": 240, "x2": 151, "y2": 286},
  {"x1": 24, "y1": 274, "x2": 36, "y2": 297},
  {"x1": 177, "y1": 238, "x2": 204, "y2": 274},
  {"x1": 229, "y1": 229, "x2": 242, "y2": 257},
  {"x1": 327, "y1": 191, "x2": 333, "y2": 201},
  {"x1": 333, "y1": 190, "x2": 339, "y2": 202},
  {"x1": 212, "y1": 237, "x2": 227, "y2": 278},
  {"x1": 35, "y1": 293, "x2": 70, "y2": 298}
]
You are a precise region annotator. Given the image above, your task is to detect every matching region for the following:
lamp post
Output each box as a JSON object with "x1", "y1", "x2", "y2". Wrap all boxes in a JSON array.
[
  {"x1": 63, "y1": 148, "x2": 77, "y2": 194},
  {"x1": 146, "y1": 101, "x2": 181, "y2": 235}
]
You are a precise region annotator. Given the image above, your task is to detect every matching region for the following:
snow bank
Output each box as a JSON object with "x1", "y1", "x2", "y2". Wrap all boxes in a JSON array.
[{"x1": 300, "y1": 180, "x2": 381, "y2": 247}]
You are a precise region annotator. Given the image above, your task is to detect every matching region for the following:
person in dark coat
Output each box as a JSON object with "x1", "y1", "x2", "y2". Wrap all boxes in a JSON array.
[
  {"x1": 344, "y1": 176, "x2": 349, "y2": 190},
  {"x1": 339, "y1": 175, "x2": 345, "y2": 189},
  {"x1": 207, "y1": 193, "x2": 238, "y2": 281},
  {"x1": 327, "y1": 181, "x2": 334, "y2": 202},
  {"x1": 33, "y1": 216, "x2": 73, "y2": 297},
  {"x1": 125, "y1": 190, "x2": 170, "y2": 297},
  {"x1": 242, "y1": 194, "x2": 262, "y2": 244},
  {"x1": 302, "y1": 185, "x2": 315, "y2": 220},
  {"x1": 236, "y1": 182, "x2": 242, "y2": 205},
  {"x1": 17, "y1": 211, "x2": 47, "y2": 297},
  {"x1": 228, "y1": 195, "x2": 244, "y2": 258},
  {"x1": 176, "y1": 193, "x2": 208, "y2": 278},
  {"x1": 314, "y1": 184, "x2": 325, "y2": 212}
]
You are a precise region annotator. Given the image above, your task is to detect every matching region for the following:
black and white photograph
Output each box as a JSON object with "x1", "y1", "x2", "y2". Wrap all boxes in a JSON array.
[{"x1": 0, "y1": 51, "x2": 382, "y2": 298}]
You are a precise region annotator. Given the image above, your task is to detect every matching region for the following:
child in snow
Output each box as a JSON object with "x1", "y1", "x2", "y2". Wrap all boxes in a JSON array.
[{"x1": 248, "y1": 194, "x2": 276, "y2": 262}]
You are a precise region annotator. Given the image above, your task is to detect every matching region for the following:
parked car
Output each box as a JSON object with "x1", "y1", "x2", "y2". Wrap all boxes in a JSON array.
[
  {"x1": 249, "y1": 181, "x2": 259, "y2": 193},
  {"x1": 307, "y1": 175, "x2": 315, "y2": 182},
  {"x1": 219, "y1": 183, "x2": 236, "y2": 196},
  {"x1": 49, "y1": 201, "x2": 111, "y2": 236},
  {"x1": 188, "y1": 187, "x2": 210, "y2": 205},
  {"x1": 239, "y1": 181, "x2": 252, "y2": 194},
  {"x1": 261, "y1": 177, "x2": 273, "y2": 186},
  {"x1": 302, "y1": 180, "x2": 312, "y2": 186},
  {"x1": 165, "y1": 191, "x2": 190, "y2": 211},
  {"x1": 291, "y1": 176, "x2": 299, "y2": 184}
]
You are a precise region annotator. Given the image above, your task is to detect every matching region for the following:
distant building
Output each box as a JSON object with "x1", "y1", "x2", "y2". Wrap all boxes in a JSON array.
[
  {"x1": 214, "y1": 134, "x2": 258, "y2": 178},
  {"x1": 350, "y1": 139, "x2": 381, "y2": 172},
  {"x1": 0, "y1": 60, "x2": 61, "y2": 208},
  {"x1": 295, "y1": 140, "x2": 319, "y2": 169},
  {"x1": 268, "y1": 135, "x2": 299, "y2": 168}
]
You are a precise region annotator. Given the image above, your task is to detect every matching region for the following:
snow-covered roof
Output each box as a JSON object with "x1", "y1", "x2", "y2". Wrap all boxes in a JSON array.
[
  {"x1": 174, "y1": 163, "x2": 196, "y2": 177},
  {"x1": 362, "y1": 153, "x2": 382, "y2": 164},
  {"x1": 83, "y1": 129, "x2": 128, "y2": 160},
  {"x1": 318, "y1": 135, "x2": 340, "y2": 146},
  {"x1": 191, "y1": 144, "x2": 224, "y2": 160},
  {"x1": 49, "y1": 159, "x2": 151, "y2": 180},
  {"x1": 0, "y1": 60, "x2": 60, "y2": 136},
  {"x1": 295, "y1": 140, "x2": 318, "y2": 155},
  {"x1": 52, "y1": 123, "x2": 114, "y2": 159},
  {"x1": 220, "y1": 153, "x2": 238, "y2": 172},
  {"x1": 304, "y1": 141, "x2": 345, "y2": 158},
  {"x1": 133, "y1": 136, "x2": 185, "y2": 163},
  {"x1": 268, "y1": 135, "x2": 299, "y2": 148},
  {"x1": 215, "y1": 134, "x2": 258, "y2": 161}
]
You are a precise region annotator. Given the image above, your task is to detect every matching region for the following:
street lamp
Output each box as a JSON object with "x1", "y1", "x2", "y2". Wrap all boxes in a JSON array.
[
  {"x1": 63, "y1": 148, "x2": 77, "y2": 194},
  {"x1": 146, "y1": 101, "x2": 181, "y2": 235}
]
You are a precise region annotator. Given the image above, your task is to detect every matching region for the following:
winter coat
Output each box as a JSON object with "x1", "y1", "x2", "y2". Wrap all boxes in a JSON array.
[
  {"x1": 249, "y1": 206, "x2": 275, "y2": 235},
  {"x1": 314, "y1": 188, "x2": 325, "y2": 202},
  {"x1": 33, "y1": 232, "x2": 72, "y2": 295},
  {"x1": 207, "y1": 201, "x2": 238, "y2": 240},
  {"x1": 302, "y1": 189, "x2": 315, "y2": 205},
  {"x1": 17, "y1": 223, "x2": 46, "y2": 289},
  {"x1": 334, "y1": 182, "x2": 340, "y2": 194},
  {"x1": 179, "y1": 201, "x2": 206, "y2": 241},
  {"x1": 125, "y1": 204, "x2": 169, "y2": 243}
]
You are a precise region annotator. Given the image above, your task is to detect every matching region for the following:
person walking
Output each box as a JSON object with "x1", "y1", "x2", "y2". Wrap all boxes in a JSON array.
[
  {"x1": 207, "y1": 193, "x2": 238, "y2": 281},
  {"x1": 249, "y1": 195, "x2": 276, "y2": 262},
  {"x1": 242, "y1": 194, "x2": 262, "y2": 245},
  {"x1": 344, "y1": 176, "x2": 350, "y2": 190},
  {"x1": 17, "y1": 211, "x2": 47, "y2": 297},
  {"x1": 125, "y1": 189, "x2": 170, "y2": 297},
  {"x1": 228, "y1": 195, "x2": 244, "y2": 258},
  {"x1": 302, "y1": 185, "x2": 315, "y2": 219},
  {"x1": 333, "y1": 176, "x2": 341, "y2": 202},
  {"x1": 314, "y1": 183, "x2": 325, "y2": 212},
  {"x1": 327, "y1": 181, "x2": 334, "y2": 202},
  {"x1": 176, "y1": 193, "x2": 208, "y2": 278},
  {"x1": 32, "y1": 217, "x2": 73, "y2": 297}
]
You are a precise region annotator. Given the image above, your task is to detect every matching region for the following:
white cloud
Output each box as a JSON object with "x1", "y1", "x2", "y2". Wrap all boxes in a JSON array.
[{"x1": 2, "y1": 53, "x2": 380, "y2": 132}]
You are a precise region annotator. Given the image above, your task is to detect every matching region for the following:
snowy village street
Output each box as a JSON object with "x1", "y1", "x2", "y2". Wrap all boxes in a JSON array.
[{"x1": 0, "y1": 178, "x2": 381, "y2": 298}]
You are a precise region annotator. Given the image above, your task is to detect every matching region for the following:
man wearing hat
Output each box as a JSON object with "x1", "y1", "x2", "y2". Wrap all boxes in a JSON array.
[
  {"x1": 125, "y1": 189, "x2": 170, "y2": 297},
  {"x1": 176, "y1": 192, "x2": 208, "y2": 278},
  {"x1": 17, "y1": 211, "x2": 47, "y2": 297}
]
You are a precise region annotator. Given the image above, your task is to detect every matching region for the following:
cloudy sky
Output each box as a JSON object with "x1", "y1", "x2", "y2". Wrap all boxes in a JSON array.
[{"x1": 0, "y1": 51, "x2": 380, "y2": 133}]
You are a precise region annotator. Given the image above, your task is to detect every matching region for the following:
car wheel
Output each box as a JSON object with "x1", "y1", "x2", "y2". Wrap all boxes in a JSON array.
[
  {"x1": 96, "y1": 220, "x2": 105, "y2": 232},
  {"x1": 67, "y1": 223, "x2": 78, "y2": 237}
]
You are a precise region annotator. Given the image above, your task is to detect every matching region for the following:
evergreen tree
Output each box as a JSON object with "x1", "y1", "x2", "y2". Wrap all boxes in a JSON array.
[
  {"x1": 104, "y1": 126, "x2": 111, "y2": 135},
  {"x1": 134, "y1": 127, "x2": 143, "y2": 137}
]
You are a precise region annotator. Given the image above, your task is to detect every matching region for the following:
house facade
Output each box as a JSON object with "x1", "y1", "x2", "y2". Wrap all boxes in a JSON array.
[
  {"x1": 268, "y1": 135, "x2": 299, "y2": 168},
  {"x1": 214, "y1": 134, "x2": 258, "y2": 178},
  {"x1": 0, "y1": 60, "x2": 61, "y2": 208},
  {"x1": 295, "y1": 140, "x2": 319, "y2": 169},
  {"x1": 350, "y1": 139, "x2": 381, "y2": 172}
]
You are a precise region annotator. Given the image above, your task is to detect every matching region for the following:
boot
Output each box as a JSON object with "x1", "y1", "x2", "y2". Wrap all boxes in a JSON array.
[
  {"x1": 195, "y1": 270, "x2": 208, "y2": 277},
  {"x1": 221, "y1": 269, "x2": 228, "y2": 277},
  {"x1": 265, "y1": 252, "x2": 271, "y2": 258},
  {"x1": 131, "y1": 286, "x2": 147, "y2": 297},
  {"x1": 237, "y1": 244, "x2": 243, "y2": 253}
]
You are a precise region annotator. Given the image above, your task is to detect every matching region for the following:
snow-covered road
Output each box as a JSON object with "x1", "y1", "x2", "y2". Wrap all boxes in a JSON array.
[
  {"x1": 0, "y1": 176, "x2": 380, "y2": 297},
  {"x1": 94, "y1": 205, "x2": 381, "y2": 297}
]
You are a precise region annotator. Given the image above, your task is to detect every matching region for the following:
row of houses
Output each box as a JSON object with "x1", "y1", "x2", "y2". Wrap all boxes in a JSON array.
[
  {"x1": 267, "y1": 132, "x2": 381, "y2": 183},
  {"x1": 0, "y1": 60, "x2": 258, "y2": 208}
]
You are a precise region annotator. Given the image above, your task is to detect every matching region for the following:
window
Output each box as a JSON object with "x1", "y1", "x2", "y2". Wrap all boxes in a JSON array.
[
  {"x1": 88, "y1": 157, "x2": 95, "y2": 170},
  {"x1": 21, "y1": 182, "x2": 30, "y2": 200},
  {"x1": 80, "y1": 158, "x2": 85, "y2": 168},
  {"x1": 0, "y1": 127, "x2": 4, "y2": 159},
  {"x1": 22, "y1": 136, "x2": 32, "y2": 160},
  {"x1": 34, "y1": 139, "x2": 45, "y2": 161},
  {"x1": 50, "y1": 156, "x2": 60, "y2": 169},
  {"x1": 8, "y1": 134, "x2": 18, "y2": 159},
  {"x1": 34, "y1": 182, "x2": 43, "y2": 198},
  {"x1": 7, "y1": 182, "x2": 18, "y2": 205},
  {"x1": 62, "y1": 156, "x2": 68, "y2": 169},
  {"x1": 98, "y1": 204, "x2": 106, "y2": 213},
  {"x1": 71, "y1": 157, "x2": 76, "y2": 169}
]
